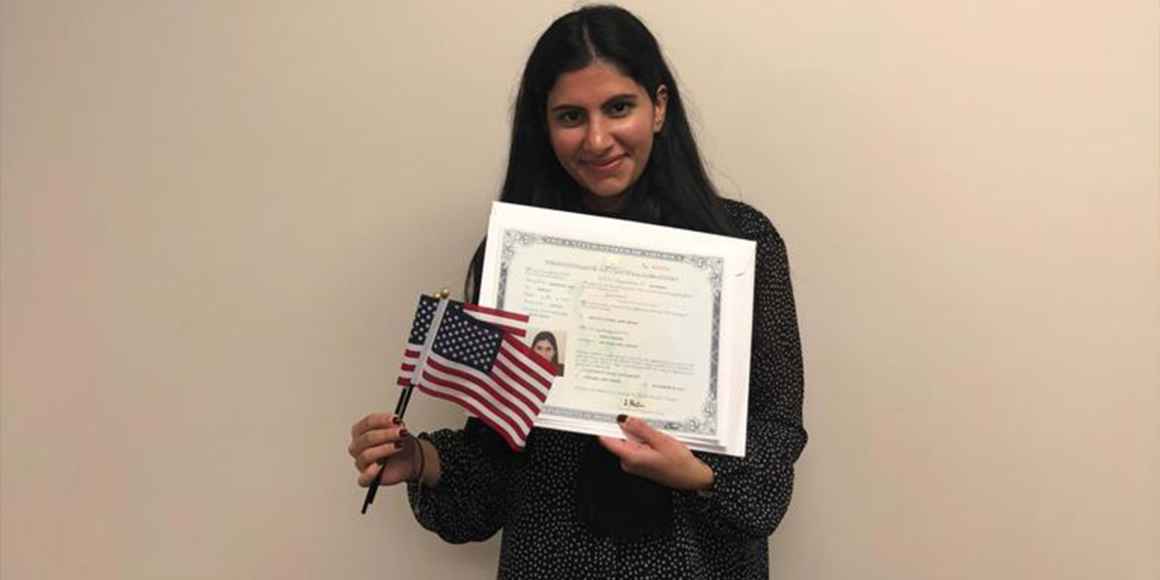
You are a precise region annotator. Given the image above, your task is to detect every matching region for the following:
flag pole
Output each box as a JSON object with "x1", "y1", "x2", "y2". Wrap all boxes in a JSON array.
[{"x1": 361, "y1": 289, "x2": 451, "y2": 514}]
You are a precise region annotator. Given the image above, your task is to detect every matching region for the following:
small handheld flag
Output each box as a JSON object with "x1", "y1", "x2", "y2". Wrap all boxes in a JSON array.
[
  {"x1": 397, "y1": 295, "x2": 557, "y2": 450},
  {"x1": 361, "y1": 290, "x2": 556, "y2": 514}
]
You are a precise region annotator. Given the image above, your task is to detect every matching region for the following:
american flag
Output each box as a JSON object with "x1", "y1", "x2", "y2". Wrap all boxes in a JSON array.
[{"x1": 397, "y1": 295, "x2": 556, "y2": 450}]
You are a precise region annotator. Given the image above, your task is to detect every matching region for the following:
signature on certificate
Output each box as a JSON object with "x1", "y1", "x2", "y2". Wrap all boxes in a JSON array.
[{"x1": 621, "y1": 397, "x2": 647, "y2": 410}]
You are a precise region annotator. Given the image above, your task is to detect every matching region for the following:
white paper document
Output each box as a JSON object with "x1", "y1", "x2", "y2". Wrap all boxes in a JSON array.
[{"x1": 478, "y1": 202, "x2": 755, "y2": 456}]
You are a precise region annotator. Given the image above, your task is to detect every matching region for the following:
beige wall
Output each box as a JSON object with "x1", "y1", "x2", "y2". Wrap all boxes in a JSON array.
[{"x1": 2, "y1": 1, "x2": 1156, "y2": 578}]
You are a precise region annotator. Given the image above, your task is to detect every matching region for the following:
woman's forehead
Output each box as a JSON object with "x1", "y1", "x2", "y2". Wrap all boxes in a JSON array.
[{"x1": 547, "y1": 61, "x2": 647, "y2": 107}]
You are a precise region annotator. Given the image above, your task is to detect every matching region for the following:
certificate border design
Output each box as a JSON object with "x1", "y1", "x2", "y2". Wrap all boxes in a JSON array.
[{"x1": 498, "y1": 229, "x2": 723, "y2": 436}]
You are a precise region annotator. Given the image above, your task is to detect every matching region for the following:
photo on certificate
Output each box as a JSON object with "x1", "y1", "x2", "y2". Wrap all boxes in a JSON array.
[
  {"x1": 479, "y1": 202, "x2": 755, "y2": 456},
  {"x1": 526, "y1": 328, "x2": 566, "y2": 377}
]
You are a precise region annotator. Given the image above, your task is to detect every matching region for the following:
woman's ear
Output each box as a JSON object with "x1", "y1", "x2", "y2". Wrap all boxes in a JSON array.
[{"x1": 653, "y1": 85, "x2": 669, "y2": 133}]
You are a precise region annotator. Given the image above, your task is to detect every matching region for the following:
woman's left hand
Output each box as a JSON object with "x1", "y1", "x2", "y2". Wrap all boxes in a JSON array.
[{"x1": 598, "y1": 415, "x2": 715, "y2": 491}]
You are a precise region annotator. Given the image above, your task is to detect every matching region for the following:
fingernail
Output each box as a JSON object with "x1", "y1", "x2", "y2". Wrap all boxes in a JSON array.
[
  {"x1": 391, "y1": 417, "x2": 401, "y2": 425},
  {"x1": 399, "y1": 429, "x2": 410, "y2": 438},
  {"x1": 394, "y1": 441, "x2": 404, "y2": 449},
  {"x1": 616, "y1": 414, "x2": 628, "y2": 424}
]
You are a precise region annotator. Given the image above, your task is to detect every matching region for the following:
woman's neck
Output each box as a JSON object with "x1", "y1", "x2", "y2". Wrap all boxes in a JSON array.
[{"x1": 580, "y1": 191, "x2": 628, "y2": 215}]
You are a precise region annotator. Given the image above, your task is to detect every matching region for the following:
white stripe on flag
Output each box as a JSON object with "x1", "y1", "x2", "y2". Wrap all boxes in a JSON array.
[
  {"x1": 463, "y1": 307, "x2": 528, "y2": 336},
  {"x1": 416, "y1": 381, "x2": 525, "y2": 448},
  {"x1": 491, "y1": 362, "x2": 546, "y2": 406},
  {"x1": 425, "y1": 355, "x2": 539, "y2": 427},
  {"x1": 398, "y1": 348, "x2": 419, "y2": 384},
  {"x1": 500, "y1": 339, "x2": 555, "y2": 386},
  {"x1": 422, "y1": 356, "x2": 534, "y2": 433},
  {"x1": 497, "y1": 342, "x2": 553, "y2": 395},
  {"x1": 417, "y1": 367, "x2": 528, "y2": 446}
]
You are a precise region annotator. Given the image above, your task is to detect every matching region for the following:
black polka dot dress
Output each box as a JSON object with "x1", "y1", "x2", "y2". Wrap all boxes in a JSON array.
[{"x1": 406, "y1": 200, "x2": 807, "y2": 579}]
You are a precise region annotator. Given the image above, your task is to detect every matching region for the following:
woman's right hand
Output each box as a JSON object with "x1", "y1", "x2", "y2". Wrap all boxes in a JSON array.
[{"x1": 348, "y1": 412, "x2": 417, "y2": 487}]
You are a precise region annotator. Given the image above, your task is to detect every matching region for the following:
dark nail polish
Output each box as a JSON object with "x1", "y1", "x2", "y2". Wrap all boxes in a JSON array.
[
  {"x1": 391, "y1": 416, "x2": 401, "y2": 425},
  {"x1": 616, "y1": 414, "x2": 628, "y2": 424},
  {"x1": 394, "y1": 441, "x2": 404, "y2": 449},
  {"x1": 399, "y1": 429, "x2": 410, "y2": 438}
]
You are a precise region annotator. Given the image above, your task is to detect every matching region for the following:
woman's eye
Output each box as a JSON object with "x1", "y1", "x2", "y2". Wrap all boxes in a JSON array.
[
  {"x1": 556, "y1": 110, "x2": 583, "y2": 125},
  {"x1": 607, "y1": 101, "x2": 633, "y2": 116}
]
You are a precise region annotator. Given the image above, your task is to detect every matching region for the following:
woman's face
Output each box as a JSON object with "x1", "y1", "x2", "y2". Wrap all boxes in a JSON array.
[
  {"x1": 533, "y1": 339, "x2": 556, "y2": 361},
  {"x1": 546, "y1": 60, "x2": 667, "y2": 212}
]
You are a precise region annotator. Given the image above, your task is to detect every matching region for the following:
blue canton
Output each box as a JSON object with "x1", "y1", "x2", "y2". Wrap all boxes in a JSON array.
[
  {"x1": 430, "y1": 307, "x2": 502, "y2": 374},
  {"x1": 409, "y1": 295, "x2": 503, "y2": 374}
]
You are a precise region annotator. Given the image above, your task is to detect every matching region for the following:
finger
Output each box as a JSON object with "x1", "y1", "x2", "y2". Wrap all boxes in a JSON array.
[
  {"x1": 600, "y1": 436, "x2": 665, "y2": 476},
  {"x1": 355, "y1": 440, "x2": 406, "y2": 471},
  {"x1": 357, "y1": 461, "x2": 383, "y2": 487},
  {"x1": 598, "y1": 435, "x2": 647, "y2": 460},
  {"x1": 355, "y1": 438, "x2": 405, "y2": 468},
  {"x1": 351, "y1": 412, "x2": 398, "y2": 438},
  {"x1": 618, "y1": 416, "x2": 670, "y2": 449},
  {"x1": 349, "y1": 431, "x2": 378, "y2": 459},
  {"x1": 349, "y1": 427, "x2": 389, "y2": 458},
  {"x1": 350, "y1": 413, "x2": 376, "y2": 437},
  {"x1": 364, "y1": 413, "x2": 399, "y2": 432},
  {"x1": 354, "y1": 426, "x2": 408, "y2": 455},
  {"x1": 351, "y1": 413, "x2": 385, "y2": 437}
]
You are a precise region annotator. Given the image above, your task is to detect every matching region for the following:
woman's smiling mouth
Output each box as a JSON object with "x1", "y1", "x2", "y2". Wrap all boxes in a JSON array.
[{"x1": 584, "y1": 155, "x2": 626, "y2": 172}]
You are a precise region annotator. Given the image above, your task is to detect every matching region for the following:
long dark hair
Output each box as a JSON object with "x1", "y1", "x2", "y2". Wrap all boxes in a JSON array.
[{"x1": 467, "y1": 4, "x2": 735, "y2": 301}]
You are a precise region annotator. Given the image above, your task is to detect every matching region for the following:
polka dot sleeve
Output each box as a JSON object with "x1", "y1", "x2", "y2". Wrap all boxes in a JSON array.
[
  {"x1": 676, "y1": 200, "x2": 808, "y2": 538},
  {"x1": 406, "y1": 420, "x2": 517, "y2": 544}
]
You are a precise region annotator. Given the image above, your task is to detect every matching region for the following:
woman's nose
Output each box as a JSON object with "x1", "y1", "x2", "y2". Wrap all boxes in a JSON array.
[{"x1": 584, "y1": 117, "x2": 612, "y2": 152}]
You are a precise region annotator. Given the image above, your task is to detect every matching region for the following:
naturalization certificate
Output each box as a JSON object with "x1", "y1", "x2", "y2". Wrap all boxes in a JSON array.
[{"x1": 478, "y1": 202, "x2": 755, "y2": 456}]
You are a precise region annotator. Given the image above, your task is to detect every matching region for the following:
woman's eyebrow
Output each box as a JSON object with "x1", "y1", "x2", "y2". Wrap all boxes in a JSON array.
[
  {"x1": 549, "y1": 93, "x2": 639, "y2": 113},
  {"x1": 602, "y1": 93, "x2": 638, "y2": 105}
]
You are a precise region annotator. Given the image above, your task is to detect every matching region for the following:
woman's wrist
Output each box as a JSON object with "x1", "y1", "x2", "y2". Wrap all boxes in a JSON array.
[
  {"x1": 407, "y1": 437, "x2": 426, "y2": 484},
  {"x1": 409, "y1": 437, "x2": 442, "y2": 487}
]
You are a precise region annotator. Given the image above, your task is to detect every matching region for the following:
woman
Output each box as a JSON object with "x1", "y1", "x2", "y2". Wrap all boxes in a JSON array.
[
  {"x1": 531, "y1": 331, "x2": 564, "y2": 376},
  {"x1": 348, "y1": 5, "x2": 805, "y2": 578}
]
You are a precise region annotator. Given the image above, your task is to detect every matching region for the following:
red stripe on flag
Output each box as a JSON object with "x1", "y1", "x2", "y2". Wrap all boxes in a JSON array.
[
  {"x1": 464, "y1": 303, "x2": 530, "y2": 322},
  {"x1": 500, "y1": 345, "x2": 555, "y2": 394},
  {"x1": 425, "y1": 358, "x2": 534, "y2": 429},
  {"x1": 477, "y1": 358, "x2": 541, "y2": 414},
  {"x1": 418, "y1": 372, "x2": 524, "y2": 434},
  {"x1": 492, "y1": 324, "x2": 526, "y2": 338},
  {"x1": 502, "y1": 334, "x2": 557, "y2": 377},
  {"x1": 416, "y1": 387, "x2": 523, "y2": 451},
  {"x1": 499, "y1": 348, "x2": 554, "y2": 397},
  {"x1": 397, "y1": 345, "x2": 420, "y2": 388},
  {"x1": 419, "y1": 369, "x2": 530, "y2": 436},
  {"x1": 492, "y1": 358, "x2": 548, "y2": 403}
]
